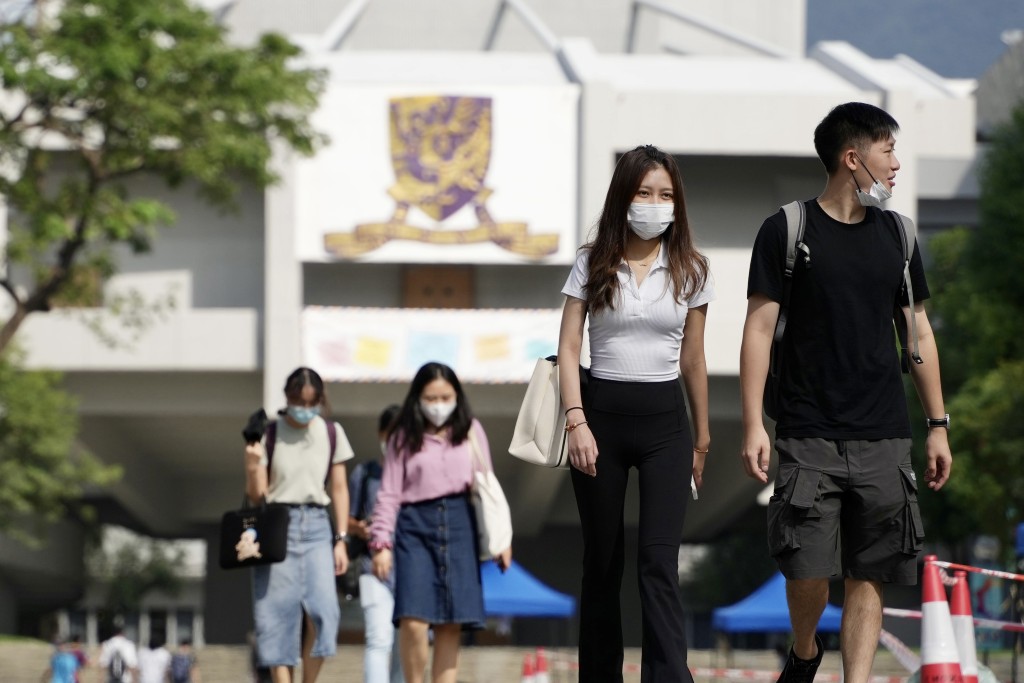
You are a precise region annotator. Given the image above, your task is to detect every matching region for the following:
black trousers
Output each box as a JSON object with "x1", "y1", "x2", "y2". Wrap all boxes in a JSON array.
[{"x1": 571, "y1": 376, "x2": 695, "y2": 683}]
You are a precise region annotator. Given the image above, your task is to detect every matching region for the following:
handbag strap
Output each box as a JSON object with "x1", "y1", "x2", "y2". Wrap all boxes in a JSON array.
[{"x1": 466, "y1": 426, "x2": 490, "y2": 474}]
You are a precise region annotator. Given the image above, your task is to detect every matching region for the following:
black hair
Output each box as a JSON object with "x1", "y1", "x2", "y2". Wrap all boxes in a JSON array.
[
  {"x1": 389, "y1": 362, "x2": 473, "y2": 455},
  {"x1": 813, "y1": 102, "x2": 900, "y2": 174},
  {"x1": 378, "y1": 404, "x2": 401, "y2": 433},
  {"x1": 278, "y1": 366, "x2": 331, "y2": 416}
]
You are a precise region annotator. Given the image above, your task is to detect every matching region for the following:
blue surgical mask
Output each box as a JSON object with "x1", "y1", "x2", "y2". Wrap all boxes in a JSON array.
[{"x1": 287, "y1": 405, "x2": 320, "y2": 425}]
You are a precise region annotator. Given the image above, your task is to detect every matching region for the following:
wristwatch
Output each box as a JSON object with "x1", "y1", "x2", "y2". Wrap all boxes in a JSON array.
[
  {"x1": 333, "y1": 532, "x2": 349, "y2": 544},
  {"x1": 926, "y1": 414, "x2": 950, "y2": 430}
]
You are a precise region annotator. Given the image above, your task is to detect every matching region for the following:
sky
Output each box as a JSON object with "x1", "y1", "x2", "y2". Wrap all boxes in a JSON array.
[{"x1": 806, "y1": 0, "x2": 1024, "y2": 79}]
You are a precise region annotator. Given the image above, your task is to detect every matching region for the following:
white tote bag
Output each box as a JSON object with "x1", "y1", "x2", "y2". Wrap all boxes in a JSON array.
[
  {"x1": 508, "y1": 356, "x2": 571, "y2": 468},
  {"x1": 467, "y1": 430, "x2": 513, "y2": 560}
]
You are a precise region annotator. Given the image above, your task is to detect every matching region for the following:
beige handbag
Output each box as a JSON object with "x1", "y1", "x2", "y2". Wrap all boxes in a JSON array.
[
  {"x1": 508, "y1": 356, "x2": 580, "y2": 468},
  {"x1": 467, "y1": 429, "x2": 513, "y2": 560}
]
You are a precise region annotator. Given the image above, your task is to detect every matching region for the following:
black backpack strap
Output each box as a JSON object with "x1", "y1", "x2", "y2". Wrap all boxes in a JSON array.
[{"x1": 886, "y1": 210, "x2": 923, "y2": 371}]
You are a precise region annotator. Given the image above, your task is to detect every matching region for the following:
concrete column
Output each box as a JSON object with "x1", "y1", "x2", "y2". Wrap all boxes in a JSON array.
[
  {"x1": 194, "y1": 613, "x2": 205, "y2": 648},
  {"x1": 263, "y1": 143, "x2": 305, "y2": 411},
  {"x1": 882, "y1": 89, "x2": 920, "y2": 223},
  {"x1": 562, "y1": 39, "x2": 618, "y2": 244},
  {"x1": 166, "y1": 611, "x2": 178, "y2": 647},
  {"x1": 86, "y1": 610, "x2": 98, "y2": 648}
]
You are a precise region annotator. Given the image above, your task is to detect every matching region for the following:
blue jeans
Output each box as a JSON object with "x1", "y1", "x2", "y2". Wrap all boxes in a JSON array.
[
  {"x1": 253, "y1": 506, "x2": 339, "y2": 666},
  {"x1": 359, "y1": 573, "x2": 403, "y2": 683}
]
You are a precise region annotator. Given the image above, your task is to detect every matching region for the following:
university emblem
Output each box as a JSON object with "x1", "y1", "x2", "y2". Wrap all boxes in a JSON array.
[{"x1": 324, "y1": 95, "x2": 559, "y2": 259}]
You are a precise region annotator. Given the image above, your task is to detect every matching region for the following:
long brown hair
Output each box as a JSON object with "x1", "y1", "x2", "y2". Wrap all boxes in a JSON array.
[{"x1": 583, "y1": 145, "x2": 709, "y2": 314}]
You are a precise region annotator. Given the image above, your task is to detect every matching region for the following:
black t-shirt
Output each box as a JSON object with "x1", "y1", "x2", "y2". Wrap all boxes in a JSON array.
[{"x1": 747, "y1": 200, "x2": 930, "y2": 439}]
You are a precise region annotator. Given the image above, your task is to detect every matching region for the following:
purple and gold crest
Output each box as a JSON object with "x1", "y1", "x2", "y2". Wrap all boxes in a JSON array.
[{"x1": 324, "y1": 95, "x2": 559, "y2": 259}]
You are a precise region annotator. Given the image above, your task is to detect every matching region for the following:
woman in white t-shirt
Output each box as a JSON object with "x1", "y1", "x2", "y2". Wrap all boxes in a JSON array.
[
  {"x1": 557, "y1": 144, "x2": 713, "y2": 683},
  {"x1": 244, "y1": 367, "x2": 354, "y2": 683}
]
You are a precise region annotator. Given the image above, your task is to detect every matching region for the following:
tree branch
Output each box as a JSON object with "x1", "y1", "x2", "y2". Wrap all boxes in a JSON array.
[{"x1": 23, "y1": 173, "x2": 99, "y2": 315}]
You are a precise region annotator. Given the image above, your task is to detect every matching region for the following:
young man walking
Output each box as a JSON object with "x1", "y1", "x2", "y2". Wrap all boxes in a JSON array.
[{"x1": 739, "y1": 101, "x2": 953, "y2": 683}]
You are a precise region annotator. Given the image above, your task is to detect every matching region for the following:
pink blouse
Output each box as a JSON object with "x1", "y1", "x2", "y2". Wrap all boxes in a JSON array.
[{"x1": 370, "y1": 419, "x2": 493, "y2": 546}]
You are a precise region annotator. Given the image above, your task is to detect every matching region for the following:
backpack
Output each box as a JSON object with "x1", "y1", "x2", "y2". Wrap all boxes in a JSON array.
[
  {"x1": 764, "y1": 201, "x2": 921, "y2": 420},
  {"x1": 170, "y1": 652, "x2": 193, "y2": 683},
  {"x1": 51, "y1": 651, "x2": 77, "y2": 682},
  {"x1": 107, "y1": 650, "x2": 126, "y2": 682}
]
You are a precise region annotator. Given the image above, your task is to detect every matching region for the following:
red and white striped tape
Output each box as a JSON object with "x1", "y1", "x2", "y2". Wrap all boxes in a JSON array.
[
  {"x1": 931, "y1": 560, "x2": 1024, "y2": 583},
  {"x1": 883, "y1": 607, "x2": 1024, "y2": 633}
]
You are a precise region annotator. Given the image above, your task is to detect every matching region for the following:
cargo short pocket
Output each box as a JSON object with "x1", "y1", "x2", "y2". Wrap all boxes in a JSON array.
[
  {"x1": 898, "y1": 465, "x2": 925, "y2": 554},
  {"x1": 767, "y1": 465, "x2": 822, "y2": 557}
]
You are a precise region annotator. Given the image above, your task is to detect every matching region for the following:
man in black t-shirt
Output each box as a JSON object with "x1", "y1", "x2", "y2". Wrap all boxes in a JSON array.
[{"x1": 740, "y1": 102, "x2": 952, "y2": 683}]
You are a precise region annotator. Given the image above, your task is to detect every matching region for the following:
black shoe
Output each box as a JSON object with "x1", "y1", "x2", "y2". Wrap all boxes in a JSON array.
[{"x1": 777, "y1": 634, "x2": 824, "y2": 683}]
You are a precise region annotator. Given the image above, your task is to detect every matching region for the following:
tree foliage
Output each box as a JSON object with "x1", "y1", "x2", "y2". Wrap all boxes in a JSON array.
[
  {"x1": 86, "y1": 527, "x2": 187, "y2": 627},
  {"x1": 0, "y1": 0, "x2": 325, "y2": 349},
  {"x1": 921, "y1": 104, "x2": 1024, "y2": 554},
  {"x1": 0, "y1": 350, "x2": 119, "y2": 541}
]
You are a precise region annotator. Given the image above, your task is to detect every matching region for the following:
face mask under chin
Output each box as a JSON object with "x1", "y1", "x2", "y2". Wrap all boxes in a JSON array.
[{"x1": 855, "y1": 179, "x2": 892, "y2": 208}]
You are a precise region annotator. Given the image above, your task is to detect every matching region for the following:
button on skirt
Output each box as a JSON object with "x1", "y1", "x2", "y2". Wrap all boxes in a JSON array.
[{"x1": 393, "y1": 493, "x2": 485, "y2": 628}]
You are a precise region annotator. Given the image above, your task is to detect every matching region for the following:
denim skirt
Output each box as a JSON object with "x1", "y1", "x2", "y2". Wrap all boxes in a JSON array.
[
  {"x1": 393, "y1": 493, "x2": 485, "y2": 629},
  {"x1": 252, "y1": 505, "x2": 339, "y2": 666}
]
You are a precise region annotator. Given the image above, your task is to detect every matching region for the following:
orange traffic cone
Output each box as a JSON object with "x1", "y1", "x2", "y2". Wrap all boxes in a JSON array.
[
  {"x1": 950, "y1": 570, "x2": 979, "y2": 683},
  {"x1": 918, "y1": 556, "x2": 963, "y2": 683},
  {"x1": 534, "y1": 647, "x2": 550, "y2": 683},
  {"x1": 520, "y1": 652, "x2": 536, "y2": 683}
]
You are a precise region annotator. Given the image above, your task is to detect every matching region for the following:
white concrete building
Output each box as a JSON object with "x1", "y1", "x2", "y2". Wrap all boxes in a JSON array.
[{"x1": 3, "y1": 0, "x2": 983, "y2": 645}]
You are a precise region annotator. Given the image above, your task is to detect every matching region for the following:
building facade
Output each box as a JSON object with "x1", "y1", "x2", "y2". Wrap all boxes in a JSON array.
[{"x1": 3, "y1": 0, "x2": 983, "y2": 645}]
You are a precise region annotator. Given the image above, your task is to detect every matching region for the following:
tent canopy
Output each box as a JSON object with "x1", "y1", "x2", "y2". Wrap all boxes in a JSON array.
[
  {"x1": 481, "y1": 560, "x2": 575, "y2": 618},
  {"x1": 711, "y1": 572, "x2": 842, "y2": 633}
]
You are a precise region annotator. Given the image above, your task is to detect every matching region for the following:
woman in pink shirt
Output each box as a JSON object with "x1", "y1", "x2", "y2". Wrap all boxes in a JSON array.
[{"x1": 369, "y1": 362, "x2": 511, "y2": 683}]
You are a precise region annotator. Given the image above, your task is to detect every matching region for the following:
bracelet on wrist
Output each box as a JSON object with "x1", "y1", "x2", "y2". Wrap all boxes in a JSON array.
[
  {"x1": 565, "y1": 420, "x2": 588, "y2": 433},
  {"x1": 694, "y1": 446, "x2": 709, "y2": 454},
  {"x1": 564, "y1": 406, "x2": 584, "y2": 417}
]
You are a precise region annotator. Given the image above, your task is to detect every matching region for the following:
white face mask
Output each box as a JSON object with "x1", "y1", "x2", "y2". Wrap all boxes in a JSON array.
[
  {"x1": 852, "y1": 156, "x2": 892, "y2": 208},
  {"x1": 855, "y1": 179, "x2": 892, "y2": 208},
  {"x1": 420, "y1": 400, "x2": 457, "y2": 428},
  {"x1": 627, "y1": 202, "x2": 674, "y2": 240}
]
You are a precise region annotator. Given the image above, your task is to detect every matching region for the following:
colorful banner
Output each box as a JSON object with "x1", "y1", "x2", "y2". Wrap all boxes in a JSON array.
[
  {"x1": 294, "y1": 85, "x2": 580, "y2": 265},
  {"x1": 302, "y1": 307, "x2": 585, "y2": 383}
]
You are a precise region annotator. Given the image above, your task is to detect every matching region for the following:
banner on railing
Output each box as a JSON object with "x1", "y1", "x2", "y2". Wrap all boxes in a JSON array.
[{"x1": 302, "y1": 307, "x2": 586, "y2": 383}]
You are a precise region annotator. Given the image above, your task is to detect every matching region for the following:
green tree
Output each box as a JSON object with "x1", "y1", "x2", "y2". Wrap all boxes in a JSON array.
[
  {"x1": 0, "y1": 0, "x2": 325, "y2": 350},
  {"x1": 921, "y1": 103, "x2": 1024, "y2": 553},
  {"x1": 86, "y1": 527, "x2": 187, "y2": 631},
  {"x1": 0, "y1": 0, "x2": 323, "y2": 538},
  {"x1": 0, "y1": 351, "x2": 118, "y2": 541}
]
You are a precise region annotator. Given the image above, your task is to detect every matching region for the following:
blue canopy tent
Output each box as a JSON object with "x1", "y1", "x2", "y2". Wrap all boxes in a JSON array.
[
  {"x1": 480, "y1": 560, "x2": 575, "y2": 618},
  {"x1": 712, "y1": 571, "x2": 842, "y2": 633}
]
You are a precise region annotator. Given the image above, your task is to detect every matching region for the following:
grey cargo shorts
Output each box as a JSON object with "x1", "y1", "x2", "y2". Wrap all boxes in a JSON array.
[{"x1": 767, "y1": 437, "x2": 923, "y2": 585}]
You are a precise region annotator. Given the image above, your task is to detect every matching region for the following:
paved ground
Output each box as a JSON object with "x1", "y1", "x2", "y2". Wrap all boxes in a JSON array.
[{"x1": 6, "y1": 641, "x2": 1020, "y2": 683}]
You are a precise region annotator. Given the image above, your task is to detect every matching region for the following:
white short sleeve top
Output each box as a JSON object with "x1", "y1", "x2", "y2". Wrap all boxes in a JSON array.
[
  {"x1": 561, "y1": 246, "x2": 715, "y2": 382},
  {"x1": 260, "y1": 415, "x2": 355, "y2": 506}
]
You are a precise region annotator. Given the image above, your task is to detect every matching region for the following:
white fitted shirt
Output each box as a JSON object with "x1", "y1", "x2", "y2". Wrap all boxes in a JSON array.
[{"x1": 561, "y1": 246, "x2": 715, "y2": 382}]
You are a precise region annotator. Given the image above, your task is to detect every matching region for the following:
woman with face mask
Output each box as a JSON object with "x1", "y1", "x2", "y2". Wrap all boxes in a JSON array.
[
  {"x1": 244, "y1": 366, "x2": 355, "y2": 683},
  {"x1": 557, "y1": 144, "x2": 714, "y2": 683},
  {"x1": 369, "y1": 362, "x2": 510, "y2": 683}
]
